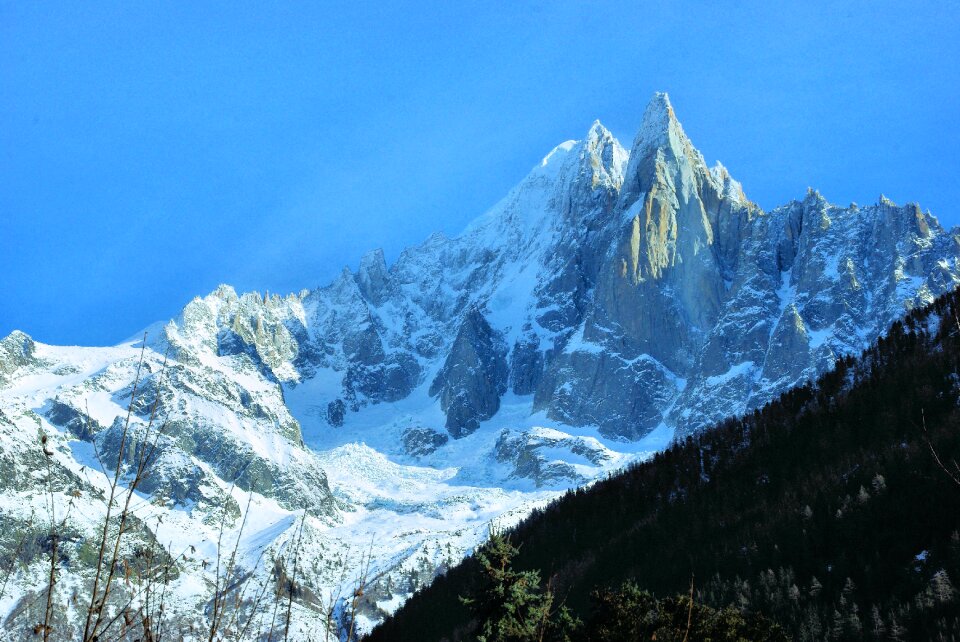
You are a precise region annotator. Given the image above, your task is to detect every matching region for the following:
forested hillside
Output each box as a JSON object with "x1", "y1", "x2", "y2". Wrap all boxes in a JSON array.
[{"x1": 368, "y1": 288, "x2": 960, "y2": 641}]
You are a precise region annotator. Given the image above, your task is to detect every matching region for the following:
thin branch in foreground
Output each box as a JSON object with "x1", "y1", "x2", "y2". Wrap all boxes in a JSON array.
[
  {"x1": 682, "y1": 573, "x2": 695, "y2": 642},
  {"x1": 320, "y1": 546, "x2": 352, "y2": 642},
  {"x1": 41, "y1": 433, "x2": 57, "y2": 642},
  {"x1": 346, "y1": 538, "x2": 375, "y2": 642},
  {"x1": 82, "y1": 336, "x2": 149, "y2": 641},
  {"x1": 207, "y1": 485, "x2": 257, "y2": 642},
  {"x1": 83, "y1": 338, "x2": 172, "y2": 642},
  {"x1": 920, "y1": 409, "x2": 960, "y2": 488},
  {"x1": 267, "y1": 517, "x2": 301, "y2": 642},
  {"x1": 283, "y1": 514, "x2": 307, "y2": 642},
  {"x1": 227, "y1": 545, "x2": 273, "y2": 642},
  {"x1": 0, "y1": 509, "x2": 34, "y2": 603}
]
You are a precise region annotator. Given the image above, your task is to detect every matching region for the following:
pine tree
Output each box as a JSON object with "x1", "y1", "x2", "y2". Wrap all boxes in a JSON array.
[
  {"x1": 887, "y1": 610, "x2": 907, "y2": 642},
  {"x1": 800, "y1": 605, "x2": 823, "y2": 641},
  {"x1": 828, "y1": 608, "x2": 844, "y2": 641},
  {"x1": 460, "y1": 532, "x2": 557, "y2": 642},
  {"x1": 930, "y1": 569, "x2": 956, "y2": 605},
  {"x1": 868, "y1": 604, "x2": 885, "y2": 639},
  {"x1": 809, "y1": 576, "x2": 823, "y2": 598},
  {"x1": 844, "y1": 602, "x2": 862, "y2": 638}
]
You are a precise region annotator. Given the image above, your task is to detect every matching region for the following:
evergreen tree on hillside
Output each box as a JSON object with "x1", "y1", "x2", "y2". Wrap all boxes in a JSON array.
[
  {"x1": 460, "y1": 531, "x2": 579, "y2": 641},
  {"x1": 585, "y1": 581, "x2": 789, "y2": 642}
]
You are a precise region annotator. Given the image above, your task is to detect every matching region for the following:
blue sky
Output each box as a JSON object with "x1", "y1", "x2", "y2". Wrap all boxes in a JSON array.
[{"x1": 2, "y1": 1, "x2": 959, "y2": 346}]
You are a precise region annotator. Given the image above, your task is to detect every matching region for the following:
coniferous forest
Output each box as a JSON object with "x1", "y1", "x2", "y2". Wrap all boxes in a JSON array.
[{"x1": 368, "y1": 288, "x2": 960, "y2": 641}]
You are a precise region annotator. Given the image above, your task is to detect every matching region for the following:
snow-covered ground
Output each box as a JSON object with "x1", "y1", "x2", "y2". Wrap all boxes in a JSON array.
[{"x1": 0, "y1": 331, "x2": 666, "y2": 639}]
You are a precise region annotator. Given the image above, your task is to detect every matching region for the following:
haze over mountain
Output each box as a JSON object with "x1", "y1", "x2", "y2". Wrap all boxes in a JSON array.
[
  {"x1": 1, "y1": 93, "x2": 958, "y2": 638},
  {"x1": 5, "y1": 3, "x2": 960, "y2": 349}
]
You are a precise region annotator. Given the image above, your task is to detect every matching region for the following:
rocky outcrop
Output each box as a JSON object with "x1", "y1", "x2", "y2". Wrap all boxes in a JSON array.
[
  {"x1": 0, "y1": 330, "x2": 39, "y2": 386},
  {"x1": 429, "y1": 308, "x2": 508, "y2": 437},
  {"x1": 356, "y1": 248, "x2": 393, "y2": 305},
  {"x1": 41, "y1": 347, "x2": 338, "y2": 520},
  {"x1": 509, "y1": 329, "x2": 543, "y2": 396},
  {"x1": 401, "y1": 426, "x2": 449, "y2": 457},
  {"x1": 494, "y1": 427, "x2": 617, "y2": 487}
]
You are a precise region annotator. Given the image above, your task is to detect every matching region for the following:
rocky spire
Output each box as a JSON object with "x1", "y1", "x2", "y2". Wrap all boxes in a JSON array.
[
  {"x1": 615, "y1": 92, "x2": 720, "y2": 283},
  {"x1": 581, "y1": 120, "x2": 628, "y2": 191},
  {"x1": 588, "y1": 92, "x2": 761, "y2": 381},
  {"x1": 357, "y1": 248, "x2": 391, "y2": 305},
  {"x1": 630, "y1": 91, "x2": 686, "y2": 156},
  {"x1": 429, "y1": 307, "x2": 508, "y2": 438}
]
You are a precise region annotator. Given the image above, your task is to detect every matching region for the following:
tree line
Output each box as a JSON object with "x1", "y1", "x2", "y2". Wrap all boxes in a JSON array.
[{"x1": 368, "y1": 288, "x2": 960, "y2": 641}]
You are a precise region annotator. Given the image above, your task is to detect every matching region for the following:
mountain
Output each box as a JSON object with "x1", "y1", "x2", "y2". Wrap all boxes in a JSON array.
[
  {"x1": 1, "y1": 92, "x2": 958, "y2": 638},
  {"x1": 367, "y1": 288, "x2": 960, "y2": 642}
]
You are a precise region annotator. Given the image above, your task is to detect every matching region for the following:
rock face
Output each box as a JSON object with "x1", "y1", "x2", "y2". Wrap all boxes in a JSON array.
[
  {"x1": 0, "y1": 330, "x2": 40, "y2": 385},
  {"x1": 400, "y1": 426, "x2": 448, "y2": 457},
  {"x1": 494, "y1": 427, "x2": 620, "y2": 487},
  {"x1": 429, "y1": 308, "x2": 509, "y2": 437}
]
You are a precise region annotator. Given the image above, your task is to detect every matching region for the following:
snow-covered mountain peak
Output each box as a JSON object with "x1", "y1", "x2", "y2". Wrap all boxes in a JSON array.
[
  {"x1": 357, "y1": 247, "x2": 391, "y2": 305},
  {"x1": 581, "y1": 119, "x2": 614, "y2": 149},
  {"x1": 459, "y1": 123, "x2": 625, "y2": 250},
  {"x1": 0, "y1": 329, "x2": 33, "y2": 358},
  {"x1": 709, "y1": 161, "x2": 750, "y2": 205},
  {"x1": 0, "y1": 329, "x2": 37, "y2": 385},
  {"x1": 530, "y1": 121, "x2": 626, "y2": 189},
  {"x1": 359, "y1": 247, "x2": 387, "y2": 275},
  {"x1": 803, "y1": 186, "x2": 827, "y2": 205},
  {"x1": 630, "y1": 91, "x2": 685, "y2": 155},
  {"x1": 538, "y1": 139, "x2": 578, "y2": 171},
  {"x1": 637, "y1": 91, "x2": 675, "y2": 131},
  {"x1": 619, "y1": 91, "x2": 740, "y2": 212},
  {"x1": 4, "y1": 91, "x2": 960, "y2": 637},
  {"x1": 580, "y1": 120, "x2": 628, "y2": 191},
  {"x1": 586, "y1": 118, "x2": 608, "y2": 138}
]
